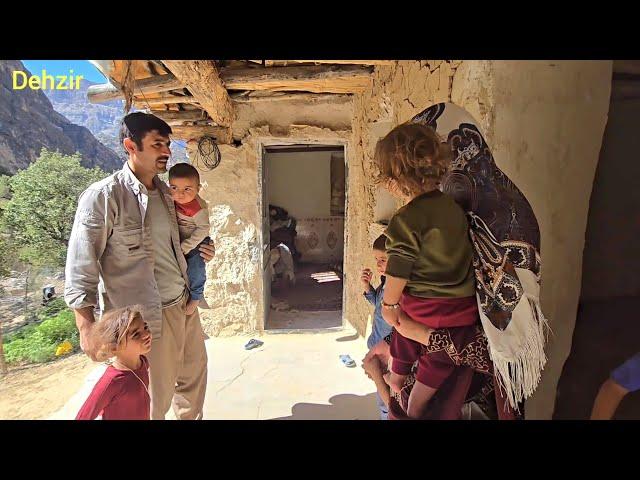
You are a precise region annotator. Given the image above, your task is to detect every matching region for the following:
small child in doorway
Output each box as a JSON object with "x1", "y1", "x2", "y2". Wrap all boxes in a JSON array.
[
  {"x1": 168, "y1": 163, "x2": 212, "y2": 315},
  {"x1": 76, "y1": 305, "x2": 152, "y2": 420},
  {"x1": 361, "y1": 234, "x2": 393, "y2": 419}
]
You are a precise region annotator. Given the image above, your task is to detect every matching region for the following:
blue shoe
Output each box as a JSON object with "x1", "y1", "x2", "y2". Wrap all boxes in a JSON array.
[
  {"x1": 245, "y1": 339, "x2": 264, "y2": 350},
  {"x1": 339, "y1": 354, "x2": 356, "y2": 368}
]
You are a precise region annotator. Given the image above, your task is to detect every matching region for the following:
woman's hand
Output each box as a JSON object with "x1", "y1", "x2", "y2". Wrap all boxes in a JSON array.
[{"x1": 395, "y1": 309, "x2": 433, "y2": 346}]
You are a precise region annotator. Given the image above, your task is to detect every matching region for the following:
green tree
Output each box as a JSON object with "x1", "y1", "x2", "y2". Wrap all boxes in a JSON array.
[
  {"x1": 0, "y1": 174, "x2": 12, "y2": 373},
  {"x1": 0, "y1": 174, "x2": 10, "y2": 201},
  {"x1": 0, "y1": 174, "x2": 13, "y2": 278},
  {"x1": 1, "y1": 149, "x2": 107, "y2": 267},
  {"x1": 0, "y1": 236, "x2": 10, "y2": 278},
  {"x1": 0, "y1": 234, "x2": 11, "y2": 373}
]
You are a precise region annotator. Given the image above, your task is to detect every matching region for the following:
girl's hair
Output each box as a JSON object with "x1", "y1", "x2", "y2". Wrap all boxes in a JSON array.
[
  {"x1": 373, "y1": 122, "x2": 452, "y2": 197},
  {"x1": 92, "y1": 305, "x2": 144, "y2": 362}
]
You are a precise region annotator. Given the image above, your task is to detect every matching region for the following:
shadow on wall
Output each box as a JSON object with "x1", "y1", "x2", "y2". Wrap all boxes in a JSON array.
[
  {"x1": 580, "y1": 99, "x2": 640, "y2": 301},
  {"x1": 270, "y1": 393, "x2": 380, "y2": 420},
  {"x1": 554, "y1": 96, "x2": 640, "y2": 419}
]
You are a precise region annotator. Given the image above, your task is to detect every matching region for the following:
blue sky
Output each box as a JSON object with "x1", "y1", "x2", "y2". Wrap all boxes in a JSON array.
[{"x1": 21, "y1": 60, "x2": 107, "y2": 84}]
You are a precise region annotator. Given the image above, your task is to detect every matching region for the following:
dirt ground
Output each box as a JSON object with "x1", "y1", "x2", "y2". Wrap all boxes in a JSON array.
[
  {"x1": 270, "y1": 262, "x2": 342, "y2": 312},
  {"x1": 268, "y1": 262, "x2": 343, "y2": 330},
  {"x1": 0, "y1": 269, "x2": 90, "y2": 420},
  {"x1": 0, "y1": 271, "x2": 96, "y2": 420},
  {"x1": 0, "y1": 353, "x2": 96, "y2": 419}
]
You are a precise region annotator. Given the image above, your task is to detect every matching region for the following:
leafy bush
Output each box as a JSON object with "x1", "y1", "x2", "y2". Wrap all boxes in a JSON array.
[
  {"x1": 37, "y1": 310, "x2": 77, "y2": 345},
  {"x1": 3, "y1": 308, "x2": 78, "y2": 365},
  {"x1": 3, "y1": 323, "x2": 37, "y2": 344},
  {"x1": 37, "y1": 298, "x2": 69, "y2": 321},
  {"x1": 4, "y1": 332, "x2": 57, "y2": 364}
]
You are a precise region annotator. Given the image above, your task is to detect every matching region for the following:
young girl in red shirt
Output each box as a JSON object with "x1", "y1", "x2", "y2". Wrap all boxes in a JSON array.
[{"x1": 76, "y1": 305, "x2": 152, "y2": 420}]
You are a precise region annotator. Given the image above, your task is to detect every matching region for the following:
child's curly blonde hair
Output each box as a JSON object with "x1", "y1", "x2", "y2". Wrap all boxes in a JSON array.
[
  {"x1": 374, "y1": 122, "x2": 452, "y2": 198},
  {"x1": 91, "y1": 305, "x2": 144, "y2": 362}
]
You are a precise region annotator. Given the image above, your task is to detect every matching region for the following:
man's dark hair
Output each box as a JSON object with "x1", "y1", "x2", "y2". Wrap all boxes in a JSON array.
[
  {"x1": 119, "y1": 112, "x2": 172, "y2": 154},
  {"x1": 169, "y1": 162, "x2": 200, "y2": 183},
  {"x1": 373, "y1": 234, "x2": 387, "y2": 251}
]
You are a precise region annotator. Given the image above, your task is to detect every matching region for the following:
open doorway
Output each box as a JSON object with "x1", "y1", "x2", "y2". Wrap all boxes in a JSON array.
[{"x1": 260, "y1": 144, "x2": 347, "y2": 331}]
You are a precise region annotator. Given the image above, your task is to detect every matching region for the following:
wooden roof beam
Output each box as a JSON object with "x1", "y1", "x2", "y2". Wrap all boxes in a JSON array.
[
  {"x1": 221, "y1": 65, "x2": 373, "y2": 94},
  {"x1": 162, "y1": 60, "x2": 234, "y2": 128},
  {"x1": 151, "y1": 110, "x2": 209, "y2": 124},
  {"x1": 87, "y1": 74, "x2": 184, "y2": 103}
]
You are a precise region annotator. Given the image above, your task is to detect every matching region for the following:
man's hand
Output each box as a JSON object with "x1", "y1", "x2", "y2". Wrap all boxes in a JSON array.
[
  {"x1": 74, "y1": 307, "x2": 99, "y2": 361},
  {"x1": 199, "y1": 239, "x2": 216, "y2": 262},
  {"x1": 79, "y1": 324, "x2": 99, "y2": 361}
]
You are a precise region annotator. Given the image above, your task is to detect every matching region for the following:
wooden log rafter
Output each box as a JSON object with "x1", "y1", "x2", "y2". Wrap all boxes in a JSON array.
[
  {"x1": 248, "y1": 60, "x2": 394, "y2": 67},
  {"x1": 230, "y1": 92, "x2": 352, "y2": 104},
  {"x1": 87, "y1": 74, "x2": 184, "y2": 103},
  {"x1": 151, "y1": 110, "x2": 209, "y2": 123},
  {"x1": 220, "y1": 64, "x2": 373, "y2": 94},
  {"x1": 161, "y1": 60, "x2": 234, "y2": 128},
  {"x1": 137, "y1": 93, "x2": 197, "y2": 105}
]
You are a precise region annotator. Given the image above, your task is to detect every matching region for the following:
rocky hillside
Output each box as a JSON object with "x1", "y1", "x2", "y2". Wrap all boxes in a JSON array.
[
  {"x1": 0, "y1": 60, "x2": 123, "y2": 175},
  {"x1": 45, "y1": 78, "x2": 188, "y2": 164},
  {"x1": 45, "y1": 79, "x2": 124, "y2": 157}
]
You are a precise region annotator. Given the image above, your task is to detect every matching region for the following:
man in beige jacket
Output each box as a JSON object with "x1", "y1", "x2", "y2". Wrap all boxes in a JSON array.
[{"x1": 65, "y1": 112, "x2": 215, "y2": 420}]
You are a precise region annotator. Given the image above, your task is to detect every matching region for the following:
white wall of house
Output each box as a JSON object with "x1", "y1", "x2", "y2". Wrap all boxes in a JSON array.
[{"x1": 266, "y1": 151, "x2": 332, "y2": 219}]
